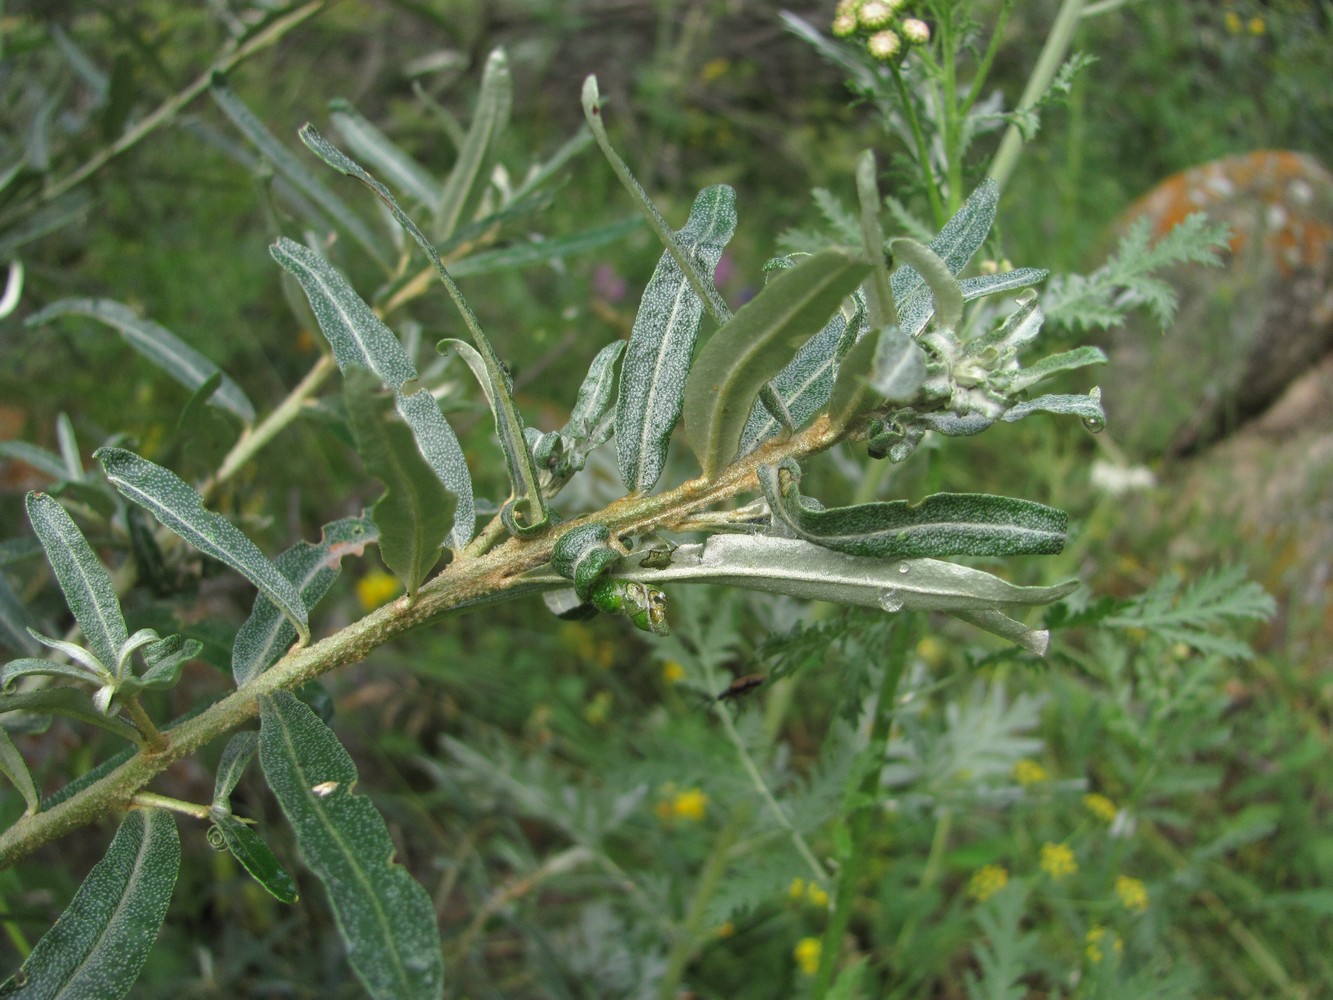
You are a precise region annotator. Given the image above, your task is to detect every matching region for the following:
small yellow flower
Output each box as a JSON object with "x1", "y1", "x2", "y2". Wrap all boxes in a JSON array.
[
  {"x1": 662, "y1": 660, "x2": 687, "y2": 684},
  {"x1": 1223, "y1": 10, "x2": 1242, "y2": 33},
  {"x1": 1040, "y1": 842, "x2": 1078, "y2": 880},
  {"x1": 806, "y1": 882, "x2": 830, "y2": 908},
  {"x1": 699, "y1": 57, "x2": 730, "y2": 83},
  {"x1": 866, "y1": 29, "x2": 902, "y2": 61},
  {"x1": 671, "y1": 787, "x2": 709, "y2": 823},
  {"x1": 583, "y1": 690, "x2": 613, "y2": 726},
  {"x1": 967, "y1": 864, "x2": 1009, "y2": 902},
  {"x1": 1085, "y1": 925, "x2": 1123, "y2": 964},
  {"x1": 1247, "y1": 16, "x2": 1265, "y2": 35},
  {"x1": 1115, "y1": 875, "x2": 1149, "y2": 912},
  {"x1": 915, "y1": 634, "x2": 946, "y2": 668},
  {"x1": 1083, "y1": 793, "x2": 1117, "y2": 823},
  {"x1": 788, "y1": 877, "x2": 807, "y2": 901},
  {"x1": 793, "y1": 936, "x2": 822, "y2": 975},
  {"x1": 1012, "y1": 759, "x2": 1048, "y2": 786},
  {"x1": 355, "y1": 570, "x2": 399, "y2": 611},
  {"x1": 716, "y1": 920, "x2": 736, "y2": 938}
]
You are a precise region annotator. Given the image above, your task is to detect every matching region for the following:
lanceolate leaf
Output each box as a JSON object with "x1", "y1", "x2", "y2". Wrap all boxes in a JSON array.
[
  {"x1": 442, "y1": 218, "x2": 642, "y2": 278},
  {"x1": 330, "y1": 99, "x2": 438, "y2": 209},
  {"x1": 738, "y1": 283, "x2": 865, "y2": 456},
  {"x1": 1002, "y1": 391, "x2": 1105, "y2": 426},
  {"x1": 565, "y1": 341, "x2": 624, "y2": 442},
  {"x1": 345, "y1": 370, "x2": 454, "y2": 599},
  {"x1": 213, "y1": 731, "x2": 259, "y2": 806},
  {"x1": 890, "y1": 238, "x2": 963, "y2": 332},
  {"x1": 0, "y1": 809, "x2": 179, "y2": 998},
  {"x1": 259, "y1": 692, "x2": 444, "y2": 1000},
  {"x1": 210, "y1": 79, "x2": 389, "y2": 269},
  {"x1": 231, "y1": 515, "x2": 377, "y2": 686},
  {"x1": 210, "y1": 813, "x2": 300, "y2": 905},
  {"x1": 760, "y1": 462, "x2": 1068, "y2": 559},
  {"x1": 269, "y1": 238, "x2": 417, "y2": 391},
  {"x1": 299, "y1": 124, "x2": 547, "y2": 535},
  {"x1": 95, "y1": 448, "x2": 309, "y2": 644},
  {"x1": 25, "y1": 492, "x2": 126, "y2": 672},
  {"x1": 0, "y1": 727, "x2": 39, "y2": 815},
  {"x1": 25, "y1": 299, "x2": 255, "y2": 424},
  {"x1": 394, "y1": 389, "x2": 474, "y2": 550},
  {"x1": 869, "y1": 326, "x2": 927, "y2": 402},
  {"x1": 683, "y1": 251, "x2": 871, "y2": 479},
  {"x1": 1005, "y1": 345, "x2": 1107, "y2": 392},
  {"x1": 0, "y1": 688, "x2": 140, "y2": 743},
  {"x1": 436, "y1": 47, "x2": 511, "y2": 238},
  {"x1": 958, "y1": 268, "x2": 1047, "y2": 304},
  {"x1": 616, "y1": 185, "x2": 737, "y2": 492}
]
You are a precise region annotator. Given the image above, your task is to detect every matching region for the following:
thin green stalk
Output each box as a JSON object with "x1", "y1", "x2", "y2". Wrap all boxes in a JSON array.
[
  {"x1": 938, "y1": 3, "x2": 964, "y2": 213},
  {"x1": 2, "y1": 1, "x2": 326, "y2": 228},
  {"x1": 656, "y1": 806, "x2": 748, "y2": 1000},
  {"x1": 988, "y1": 0, "x2": 1087, "y2": 191},
  {"x1": 809, "y1": 618, "x2": 913, "y2": 997},
  {"x1": 855, "y1": 151, "x2": 898, "y2": 330},
  {"x1": 122, "y1": 696, "x2": 166, "y2": 753},
  {"x1": 888, "y1": 64, "x2": 945, "y2": 228},
  {"x1": 960, "y1": 0, "x2": 1017, "y2": 116},
  {"x1": 715, "y1": 699, "x2": 827, "y2": 886}
]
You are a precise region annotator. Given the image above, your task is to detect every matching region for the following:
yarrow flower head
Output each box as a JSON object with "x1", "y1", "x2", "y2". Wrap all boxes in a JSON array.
[
  {"x1": 967, "y1": 864, "x2": 1009, "y2": 902},
  {"x1": 793, "y1": 937, "x2": 822, "y2": 975},
  {"x1": 1115, "y1": 875, "x2": 1149, "y2": 912},
  {"x1": 789, "y1": 877, "x2": 830, "y2": 909},
  {"x1": 1083, "y1": 792, "x2": 1118, "y2": 822},
  {"x1": 1085, "y1": 925, "x2": 1123, "y2": 964},
  {"x1": 867, "y1": 30, "x2": 902, "y2": 61},
  {"x1": 1039, "y1": 842, "x2": 1078, "y2": 880},
  {"x1": 655, "y1": 784, "x2": 709, "y2": 824},
  {"x1": 1012, "y1": 758, "x2": 1048, "y2": 786}
]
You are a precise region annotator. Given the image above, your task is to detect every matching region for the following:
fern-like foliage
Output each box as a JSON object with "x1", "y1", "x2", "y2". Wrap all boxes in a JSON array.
[
  {"x1": 1102, "y1": 567, "x2": 1275, "y2": 659},
  {"x1": 963, "y1": 882, "x2": 1040, "y2": 1000},
  {"x1": 1043, "y1": 213, "x2": 1231, "y2": 331}
]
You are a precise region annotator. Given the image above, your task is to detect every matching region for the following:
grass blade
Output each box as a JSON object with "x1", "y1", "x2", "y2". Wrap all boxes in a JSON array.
[{"x1": 436, "y1": 47, "x2": 511, "y2": 237}]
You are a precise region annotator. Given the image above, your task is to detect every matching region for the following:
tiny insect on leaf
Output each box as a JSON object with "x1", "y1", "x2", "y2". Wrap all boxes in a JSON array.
[{"x1": 716, "y1": 673, "x2": 766, "y2": 702}]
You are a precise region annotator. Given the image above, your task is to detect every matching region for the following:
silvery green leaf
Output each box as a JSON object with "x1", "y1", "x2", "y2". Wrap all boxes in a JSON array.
[
  {"x1": 437, "y1": 337, "x2": 498, "y2": 412},
  {"x1": 230, "y1": 515, "x2": 376, "y2": 686},
  {"x1": 890, "y1": 238, "x2": 963, "y2": 332},
  {"x1": 551, "y1": 523, "x2": 619, "y2": 601},
  {"x1": 436, "y1": 47, "x2": 511, "y2": 238},
  {"x1": 26, "y1": 629, "x2": 108, "y2": 678},
  {"x1": 969, "y1": 292, "x2": 1043, "y2": 354},
  {"x1": 0, "y1": 572, "x2": 39, "y2": 656},
  {"x1": 259, "y1": 692, "x2": 444, "y2": 1000},
  {"x1": 616, "y1": 185, "x2": 737, "y2": 492},
  {"x1": 958, "y1": 268, "x2": 1048, "y2": 303},
  {"x1": 299, "y1": 124, "x2": 546, "y2": 535},
  {"x1": 684, "y1": 251, "x2": 870, "y2": 479},
  {"x1": 918, "y1": 411, "x2": 994, "y2": 436},
  {"x1": 1004, "y1": 346, "x2": 1107, "y2": 392},
  {"x1": 1002, "y1": 390, "x2": 1105, "y2": 427},
  {"x1": 0, "y1": 809, "x2": 179, "y2": 998},
  {"x1": 892, "y1": 180, "x2": 999, "y2": 336},
  {"x1": 443, "y1": 218, "x2": 642, "y2": 278},
  {"x1": 565, "y1": 341, "x2": 624, "y2": 442},
  {"x1": 0, "y1": 727, "x2": 39, "y2": 815},
  {"x1": 55, "y1": 414, "x2": 81, "y2": 479},
  {"x1": 125, "y1": 633, "x2": 201, "y2": 692},
  {"x1": 345, "y1": 370, "x2": 454, "y2": 599},
  {"x1": 0, "y1": 687, "x2": 140, "y2": 743},
  {"x1": 394, "y1": 389, "x2": 474, "y2": 550},
  {"x1": 870, "y1": 326, "x2": 927, "y2": 402},
  {"x1": 856, "y1": 150, "x2": 896, "y2": 328},
  {"x1": 25, "y1": 299, "x2": 255, "y2": 424},
  {"x1": 269, "y1": 238, "x2": 417, "y2": 391},
  {"x1": 739, "y1": 284, "x2": 865, "y2": 455},
  {"x1": 760, "y1": 461, "x2": 1067, "y2": 559},
  {"x1": 825, "y1": 304, "x2": 883, "y2": 427},
  {"x1": 212, "y1": 731, "x2": 258, "y2": 807},
  {"x1": 113, "y1": 627, "x2": 161, "y2": 678},
  {"x1": 95, "y1": 448, "x2": 309, "y2": 644},
  {"x1": 209, "y1": 812, "x2": 300, "y2": 905},
  {"x1": 25, "y1": 492, "x2": 126, "y2": 672},
  {"x1": 949, "y1": 608, "x2": 1053, "y2": 656},
  {"x1": 210, "y1": 80, "x2": 390, "y2": 269},
  {"x1": 0, "y1": 442, "x2": 66, "y2": 482},
  {"x1": 330, "y1": 99, "x2": 438, "y2": 209},
  {"x1": 1, "y1": 656, "x2": 103, "y2": 688}
]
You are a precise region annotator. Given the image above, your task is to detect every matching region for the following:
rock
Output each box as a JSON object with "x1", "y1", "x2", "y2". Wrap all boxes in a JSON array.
[{"x1": 1101, "y1": 151, "x2": 1333, "y2": 457}]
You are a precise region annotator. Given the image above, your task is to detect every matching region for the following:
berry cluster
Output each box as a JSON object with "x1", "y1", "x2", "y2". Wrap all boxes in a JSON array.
[{"x1": 831, "y1": 0, "x2": 932, "y2": 63}]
